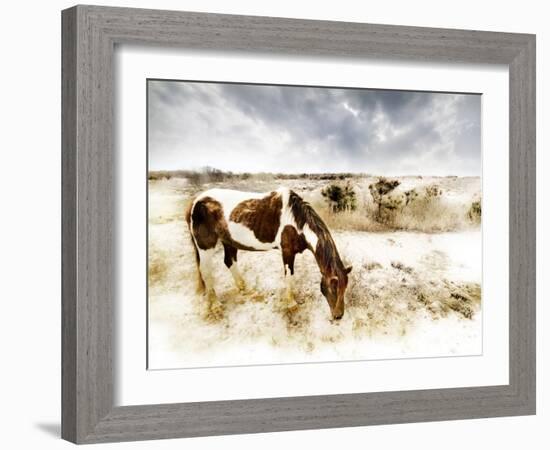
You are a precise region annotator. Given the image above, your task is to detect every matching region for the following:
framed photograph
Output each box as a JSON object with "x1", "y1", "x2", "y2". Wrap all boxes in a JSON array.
[{"x1": 62, "y1": 5, "x2": 536, "y2": 444}]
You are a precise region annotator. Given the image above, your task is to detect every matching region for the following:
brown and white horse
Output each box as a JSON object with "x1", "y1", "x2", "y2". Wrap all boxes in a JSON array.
[{"x1": 185, "y1": 187, "x2": 352, "y2": 320}]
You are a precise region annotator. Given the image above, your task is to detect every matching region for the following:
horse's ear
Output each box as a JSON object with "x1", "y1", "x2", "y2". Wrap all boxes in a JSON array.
[{"x1": 345, "y1": 266, "x2": 353, "y2": 274}]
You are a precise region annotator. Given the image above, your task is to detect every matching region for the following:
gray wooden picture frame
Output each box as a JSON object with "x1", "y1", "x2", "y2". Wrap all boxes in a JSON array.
[{"x1": 61, "y1": 5, "x2": 536, "y2": 444}]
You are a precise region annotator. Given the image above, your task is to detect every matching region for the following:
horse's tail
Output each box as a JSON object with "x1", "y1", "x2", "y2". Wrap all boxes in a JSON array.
[{"x1": 185, "y1": 200, "x2": 205, "y2": 294}]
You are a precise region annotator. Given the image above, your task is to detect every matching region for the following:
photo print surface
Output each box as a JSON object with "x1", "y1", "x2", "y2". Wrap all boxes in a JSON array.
[{"x1": 147, "y1": 79, "x2": 482, "y2": 369}]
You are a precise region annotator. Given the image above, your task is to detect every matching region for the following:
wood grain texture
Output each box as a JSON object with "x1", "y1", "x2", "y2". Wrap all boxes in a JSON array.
[
  {"x1": 508, "y1": 36, "x2": 536, "y2": 410},
  {"x1": 61, "y1": 4, "x2": 536, "y2": 444},
  {"x1": 61, "y1": 7, "x2": 77, "y2": 443}
]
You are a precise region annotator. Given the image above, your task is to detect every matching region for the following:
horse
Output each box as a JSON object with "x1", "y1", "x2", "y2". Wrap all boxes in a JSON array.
[{"x1": 185, "y1": 187, "x2": 352, "y2": 320}]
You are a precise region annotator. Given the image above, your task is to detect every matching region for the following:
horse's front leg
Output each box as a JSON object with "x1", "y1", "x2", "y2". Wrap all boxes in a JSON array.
[
  {"x1": 223, "y1": 243, "x2": 246, "y2": 291},
  {"x1": 282, "y1": 253, "x2": 299, "y2": 312}
]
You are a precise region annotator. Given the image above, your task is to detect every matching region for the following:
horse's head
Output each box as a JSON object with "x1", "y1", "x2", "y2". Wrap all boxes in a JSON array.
[{"x1": 320, "y1": 265, "x2": 352, "y2": 320}]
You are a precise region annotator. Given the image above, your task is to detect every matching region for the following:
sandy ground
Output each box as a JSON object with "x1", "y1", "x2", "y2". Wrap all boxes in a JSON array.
[{"x1": 148, "y1": 176, "x2": 482, "y2": 369}]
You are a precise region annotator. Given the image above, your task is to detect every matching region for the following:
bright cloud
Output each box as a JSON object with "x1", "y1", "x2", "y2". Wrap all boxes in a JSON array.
[{"x1": 148, "y1": 80, "x2": 481, "y2": 176}]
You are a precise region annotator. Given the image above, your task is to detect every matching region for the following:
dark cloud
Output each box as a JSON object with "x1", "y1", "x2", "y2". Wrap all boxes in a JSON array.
[{"x1": 148, "y1": 80, "x2": 481, "y2": 175}]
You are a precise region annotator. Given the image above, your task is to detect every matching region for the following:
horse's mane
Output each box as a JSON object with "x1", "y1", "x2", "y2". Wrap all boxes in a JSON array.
[{"x1": 288, "y1": 190, "x2": 344, "y2": 274}]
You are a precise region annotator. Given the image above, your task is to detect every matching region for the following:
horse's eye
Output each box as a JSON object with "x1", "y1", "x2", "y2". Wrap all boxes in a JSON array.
[{"x1": 320, "y1": 282, "x2": 326, "y2": 295}]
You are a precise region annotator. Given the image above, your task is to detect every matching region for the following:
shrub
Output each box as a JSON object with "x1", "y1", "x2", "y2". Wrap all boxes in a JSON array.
[
  {"x1": 321, "y1": 183, "x2": 357, "y2": 212},
  {"x1": 369, "y1": 177, "x2": 401, "y2": 221},
  {"x1": 468, "y1": 200, "x2": 482, "y2": 222},
  {"x1": 425, "y1": 184, "x2": 442, "y2": 198},
  {"x1": 404, "y1": 188, "x2": 419, "y2": 205}
]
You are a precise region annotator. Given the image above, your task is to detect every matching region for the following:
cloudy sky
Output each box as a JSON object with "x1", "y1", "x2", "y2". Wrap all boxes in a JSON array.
[{"x1": 148, "y1": 80, "x2": 481, "y2": 176}]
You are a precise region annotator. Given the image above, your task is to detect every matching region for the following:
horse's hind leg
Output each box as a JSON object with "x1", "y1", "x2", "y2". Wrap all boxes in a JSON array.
[
  {"x1": 191, "y1": 197, "x2": 225, "y2": 318},
  {"x1": 190, "y1": 238, "x2": 206, "y2": 294},
  {"x1": 223, "y1": 243, "x2": 246, "y2": 291},
  {"x1": 198, "y1": 247, "x2": 223, "y2": 319}
]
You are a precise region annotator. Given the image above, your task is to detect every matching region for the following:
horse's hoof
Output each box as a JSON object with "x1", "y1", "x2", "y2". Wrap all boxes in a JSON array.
[
  {"x1": 250, "y1": 291, "x2": 266, "y2": 303},
  {"x1": 284, "y1": 301, "x2": 299, "y2": 313},
  {"x1": 207, "y1": 310, "x2": 224, "y2": 321},
  {"x1": 240, "y1": 288, "x2": 265, "y2": 302},
  {"x1": 207, "y1": 301, "x2": 224, "y2": 321}
]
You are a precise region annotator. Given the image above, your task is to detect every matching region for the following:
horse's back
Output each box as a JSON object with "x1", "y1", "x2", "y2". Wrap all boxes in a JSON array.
[
  {"x1": 194, "y1": 187, "x2": 288, "y2": 218},
  {"x1": 191, "y1": 187, "x2": 289, "y2": 250},
  {"x1": 195, "y1": 188, "x2": 266, "y2": 214}
]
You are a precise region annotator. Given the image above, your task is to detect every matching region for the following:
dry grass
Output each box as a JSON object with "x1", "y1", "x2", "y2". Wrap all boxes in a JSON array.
[
  {"x1": 344, "y1": 258, "x2": 481, "y2": 336},
  {"x1": 306, "y1": 181, "x2": 479, "y2": 233},
  {"x1": 391, "y1": 195, "x2": 466, "y2": 232},
  {"x1": 317, "y1": 208, "x2": 387, "y2": 232},
  {"x1": 148, "y1": 244, "x2": 168, "y2": 285},
  {"x1": 148, "y1": 171, "x2": 481, "y2": 235}
]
